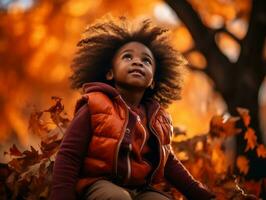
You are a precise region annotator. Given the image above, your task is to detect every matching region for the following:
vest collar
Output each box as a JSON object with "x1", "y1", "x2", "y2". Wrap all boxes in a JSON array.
[{"x1": 82, "y1": 82, "x2": 161, "y2": 120}]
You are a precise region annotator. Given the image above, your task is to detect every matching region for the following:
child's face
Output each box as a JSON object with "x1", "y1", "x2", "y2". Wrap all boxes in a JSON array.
[{"x1": 109, "y1": 41, "x2": 156, "y2": 91}]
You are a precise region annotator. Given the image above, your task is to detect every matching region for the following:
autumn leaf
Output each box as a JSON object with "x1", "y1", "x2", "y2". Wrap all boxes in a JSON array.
[
  {"x1": 40, "y1": 139, "x2": 61, "y2": 159},
  {"x1": 9, "y1": 144, "x2": 23, "y2": 157},
  {"x1": 236, "y1": 107, "x2": 251, "y2": 127},
  {"x1": 44, "y1": 96, "x2": 70, "y2": 128},
  {"x1": 236, "y1": 156, "x2": 249, "y2": 175},
  {"x1": 256, "y1": 144, "x2": 266, "y2": 158},
  {"x1": 28, "y1": 109, "x2": 48, "y2": 139},
  {"x1": 244, "y1": 128, "x2": 257, "y2": 152},
  {"x1": 210, "y1": 115, "x2": 242, "y2": 138},
  {"x1": 8, "y1": 158, "x2": 24, "y2": 173}
]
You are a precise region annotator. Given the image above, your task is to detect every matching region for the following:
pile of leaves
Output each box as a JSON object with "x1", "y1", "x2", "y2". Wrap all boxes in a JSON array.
[
  {"x1": 0, "y1": 97, "x2": 69, "y2": 200},
  {"x1": 0, "y1": 98, "x2": 265, "y2": 199}
]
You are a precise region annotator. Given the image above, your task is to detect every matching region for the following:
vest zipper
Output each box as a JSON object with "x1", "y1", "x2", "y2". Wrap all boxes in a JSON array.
[
  {"x1": 125, "y1": 143, "x2": 132, "y2": 182},
  {"x1": 147, "y1": 104, "x2": 161, "y2": 185},
  {"x1": 114, "y1": 96, "x2": 129, "y2": 177},
  {"x1": 137, "y1": 115, "x2": 147, "y2": 153}
]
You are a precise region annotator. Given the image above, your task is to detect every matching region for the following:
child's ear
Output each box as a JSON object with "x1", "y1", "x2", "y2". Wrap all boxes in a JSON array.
[
  {"x1": 106, "y1": 69, "x2": 114, "y2": 80},
  {"x1": 150, "y1": 81, "x2": 155, "y2": 89}
]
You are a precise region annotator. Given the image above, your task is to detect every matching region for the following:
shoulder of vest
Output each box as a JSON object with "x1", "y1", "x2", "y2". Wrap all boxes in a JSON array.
[
  {"x1": 85, "y1": 91, "x2": 112, "y2": 101},
  {"x1": 84, "y1": 92, "x2": 115, "y2": 112},
  {"x1": 157, "y1": 107, "x2": 173, "y2": 125},
  {"x1": 74, "y1": 92, "x2": 114, "y2": 114}
]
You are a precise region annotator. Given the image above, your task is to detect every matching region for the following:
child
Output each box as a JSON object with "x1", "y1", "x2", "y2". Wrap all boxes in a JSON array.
[{"x1": 50, "y1": 16, "x2": 215, "y2": 200}]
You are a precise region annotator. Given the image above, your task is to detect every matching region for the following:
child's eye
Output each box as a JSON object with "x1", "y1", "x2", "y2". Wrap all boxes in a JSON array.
[
  {"x1": 143, "y1": 57, "x2": 152, "y2": 65},
  {"x1": 122, "y1": 53, "x2": 132, "y2": 61}
]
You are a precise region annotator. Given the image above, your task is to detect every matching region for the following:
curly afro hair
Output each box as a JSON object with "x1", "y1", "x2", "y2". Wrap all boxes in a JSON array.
[{"x1": 70, "y1": 16, "x2": 186, "y2": 108}]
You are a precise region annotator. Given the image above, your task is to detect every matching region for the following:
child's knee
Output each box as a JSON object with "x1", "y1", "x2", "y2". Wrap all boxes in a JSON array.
[{"x1": 84, "y1": 180, "x2": 132, "y2": 200}]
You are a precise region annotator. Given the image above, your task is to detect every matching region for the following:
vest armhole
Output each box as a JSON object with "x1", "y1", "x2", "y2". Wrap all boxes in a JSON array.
[{"x1": 74, "y1": 95, "x2": 90, "y2": 115}]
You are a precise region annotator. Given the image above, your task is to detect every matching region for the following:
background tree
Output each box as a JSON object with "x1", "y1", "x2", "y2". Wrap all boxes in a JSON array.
[{"x1": 165, "y1": 0, "x2": 266, "y2": 178}]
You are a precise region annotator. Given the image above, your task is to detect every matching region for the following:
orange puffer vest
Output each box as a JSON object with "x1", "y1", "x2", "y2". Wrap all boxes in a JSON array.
[{"x1": 76, "y1": 82, "x2": 173, "y2": 193}]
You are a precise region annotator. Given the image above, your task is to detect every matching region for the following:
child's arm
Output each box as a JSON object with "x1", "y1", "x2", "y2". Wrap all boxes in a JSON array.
[
  {"x1": 50, "y1": 104, "x2": 91, "y2": 200},
  {"x1": 164, "y1": 150, "x2": 215, "y2": 200}
]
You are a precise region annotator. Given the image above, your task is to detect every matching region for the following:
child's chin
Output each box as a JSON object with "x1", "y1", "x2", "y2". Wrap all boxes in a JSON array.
[{"x1": 123, "y1": 82, "x2": 148, "y2": 90}]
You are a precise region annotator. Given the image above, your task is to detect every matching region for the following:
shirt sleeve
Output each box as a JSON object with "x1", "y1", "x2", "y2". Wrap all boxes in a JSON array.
[
  {"x1": 164, "y1": 149, "x2": 215, "y2": 200},
  {"x1": 50, "y1": 104, "x2": 91, "y2": 200}
]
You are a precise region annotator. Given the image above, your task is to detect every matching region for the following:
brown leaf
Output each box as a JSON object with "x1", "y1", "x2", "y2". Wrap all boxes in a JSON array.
[
  {"x1": 256, "y1": 144, "x2": 266, "y2": 158},
  {"x1": 22, "y1": 146, "x2": 40, "y2": 164},
  {"x1": 44, "y1": 96, "x2": 70, "y2": 127},
  {"x1": 236, "y1": 156, "x2": 249, "y2": 175},
  {"x1": 8, "y1": 158, "x2": 24, "y2": 173},
  {"x1": 9, "y1": 144, "x2": 23, "y2": 157},
  {"x1": 40, "y1": 139, "x2": 61, "y2": 159},
  {"x1": 237, "y1": 107, "x2": 251, "y2": 127},
  {"x1": 244, "y1": 128, "x2": 257, "y2": 152}
]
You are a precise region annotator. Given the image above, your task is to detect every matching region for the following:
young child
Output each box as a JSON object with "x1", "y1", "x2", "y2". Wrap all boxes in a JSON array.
[{"x1": 50, "y1": 16, "x2": 215, "y2": 200}]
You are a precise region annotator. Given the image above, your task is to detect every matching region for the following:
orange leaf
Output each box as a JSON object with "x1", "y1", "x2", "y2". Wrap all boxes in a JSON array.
[
  {"x1": 236, "y1": 155, "x2": 249, "y2": 175},
  {"x1": 244, "y1": 128, "x2": 257, "y2": 151},
  {"x1": 236, "y1": 107, "x2": 251, "y2": 127},
  {"x1": 256, "y1": 144, "x2": 266, "y2": 158},
  {"x1": 210, "y1": 115, "x2": 241, "y2": 138}
]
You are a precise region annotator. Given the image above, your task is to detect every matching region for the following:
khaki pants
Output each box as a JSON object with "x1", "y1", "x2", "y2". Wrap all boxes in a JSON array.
[{"x1": 83, "y1": 180, "x2": 171, "y2": 200}]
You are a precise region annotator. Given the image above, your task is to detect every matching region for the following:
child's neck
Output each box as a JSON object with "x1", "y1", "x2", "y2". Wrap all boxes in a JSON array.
[{"x1": 115, "y1": 85, "x2": 144, "y2": 109}]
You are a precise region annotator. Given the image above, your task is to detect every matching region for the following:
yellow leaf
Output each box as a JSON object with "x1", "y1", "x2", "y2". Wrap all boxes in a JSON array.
[
  {"x1": 244, "y1": 128, "x2": 257, "y2": 151},
  {"x1": 256, "y1": 144, "x2": 266, "y2": 158},
  {"x1": 236, "y1": 156, "x2": 249, "y2": 175}
]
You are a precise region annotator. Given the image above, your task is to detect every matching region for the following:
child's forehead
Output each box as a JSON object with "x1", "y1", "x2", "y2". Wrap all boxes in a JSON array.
[{"x1": 116, "y1": 41, "x2": 154, "y2": 57}]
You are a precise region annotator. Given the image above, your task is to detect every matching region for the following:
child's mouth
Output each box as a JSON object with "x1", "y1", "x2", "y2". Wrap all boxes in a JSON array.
[{"x1": 128, "y1": 69, "x2": 145, "y2": 77}]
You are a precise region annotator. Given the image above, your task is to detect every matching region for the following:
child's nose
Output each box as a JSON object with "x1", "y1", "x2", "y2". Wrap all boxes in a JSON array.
[{"x1": 132, "y1": 58, "x2": 143, "y2": 66}]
